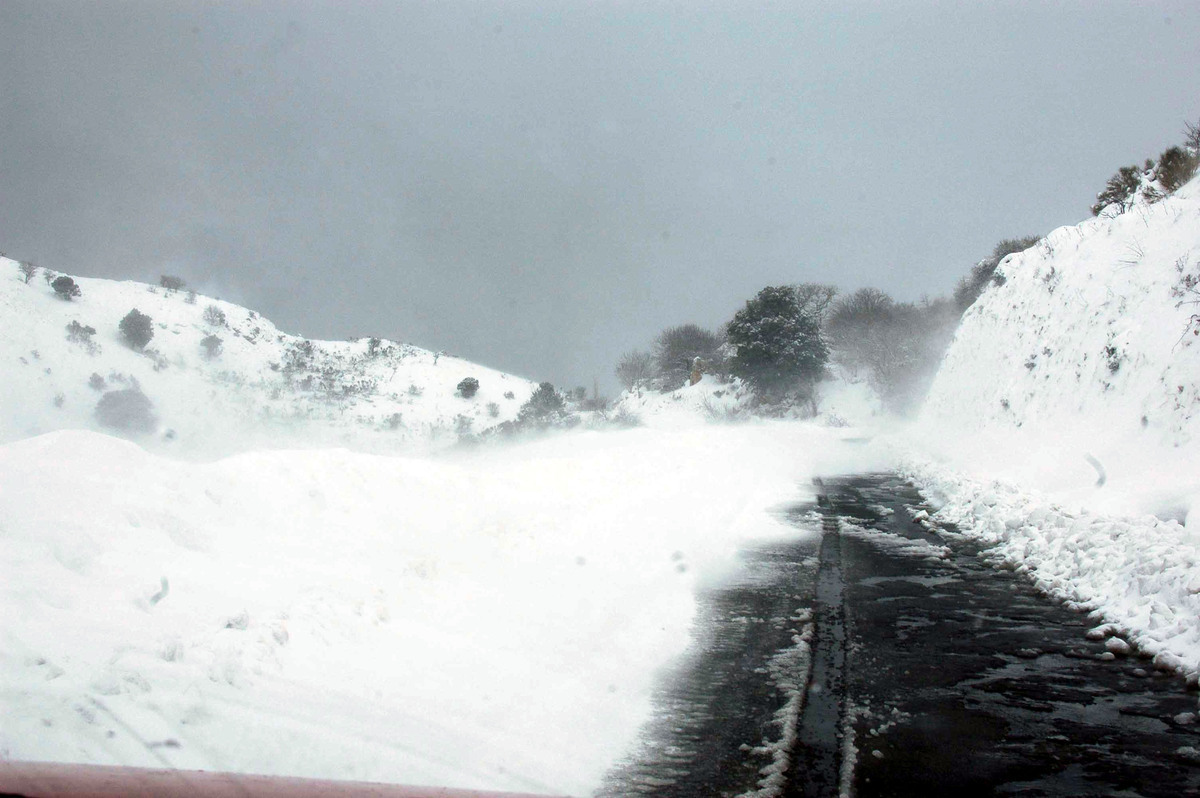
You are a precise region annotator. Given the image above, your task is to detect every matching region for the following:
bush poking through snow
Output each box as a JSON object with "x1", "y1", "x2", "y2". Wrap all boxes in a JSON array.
[
  {"x1": 1156, "y1": 146, "x2": 1199, "y2": 194},
  {"x1": 18, "y1": 261, "x2": 37, "y2": 284},
  {"x1": 51, "y1": 276, "x2": 81, "y2": 300},
  {"x1": 517, "y1": 382, "x2": 567, "y2": 427},
  {"x1": 487, "y1": 402, "x2": 500, "y2": 418},
  {"x1": 1091, "y1": 165, "x2": 1143, "y2": 216},
  {"x1": 119, "y1": 309, "x2": 154, "y2": 350},
  {"x1": 159, "y1": 275, "x2": 186, "y2": 292},
  {"x1": 200, "y1": 334, "x2": 223, "y2": 360},
  {"x1": 954, "y1": 236, "x2": 1040, "y2": 311},
  {"x1": 203, "y1": 305, "x2": 226, "y2": 327},
  {"x1": 457, "y1": 377, "x2": 480, "y2": 398},
  {"x1": 64, "y1": 321, "x2": 96, "y2": 345},
  {"x1": 88, "y1": 373, "x2": 106, "y2": 391},
  {"x1": 95, "y1": 388, "x2": 157, "y2": 433}
]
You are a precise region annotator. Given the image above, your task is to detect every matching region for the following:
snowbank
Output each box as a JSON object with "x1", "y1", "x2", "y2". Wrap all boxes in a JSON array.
[
  {"x1": 609, "y1": 368, "x2": 882, "y2": 431},
  {"x1": 903, "y1": 174, "x2": 1200, "y2": 674},
  {"x1": 0, "y1": 423, "x2": 889, "y2": 794}
]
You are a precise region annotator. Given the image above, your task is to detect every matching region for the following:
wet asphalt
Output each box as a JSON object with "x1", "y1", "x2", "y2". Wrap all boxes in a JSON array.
[{"x1": 599, "y1": 473, "x2": 1200, "y2": 797}]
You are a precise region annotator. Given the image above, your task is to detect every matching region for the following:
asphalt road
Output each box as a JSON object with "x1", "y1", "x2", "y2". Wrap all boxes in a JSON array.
[{"x1": 600, "y1": 474, "x2": 1200, "y2": 797}]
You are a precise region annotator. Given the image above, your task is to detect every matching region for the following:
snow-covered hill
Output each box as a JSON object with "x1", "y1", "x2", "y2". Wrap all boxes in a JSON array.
[
  {"x1": 923, "y1": 178, "x2": 1200, "y2": 457},
  {"x1": 1, "y1": 260, "x2": 536, "y2": 457}
]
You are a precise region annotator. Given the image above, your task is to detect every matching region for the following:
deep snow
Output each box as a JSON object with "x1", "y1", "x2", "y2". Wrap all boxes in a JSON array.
[{"x1": 0, "y1": 422, "x2": 888, "y2": 794}]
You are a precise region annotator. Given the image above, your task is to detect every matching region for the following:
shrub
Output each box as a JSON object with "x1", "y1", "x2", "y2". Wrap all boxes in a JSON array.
[
  {"x1": 487, "y1": 402, "x2": 500, "y2": 418},
  {"x1": 517, "y1": 382, "x2": 566, "y2": 426},
  {"x1": 65, "y1": 320, "x2": 97, "y2": 344},
  {"x1": 119, "y1": 309, "x2": 154, "y2": 350},
  {"x1": 1156, "y1": 146, "x2": 1199, "y2": 194},
  {"x1": 160, "y1": 275, "x2": 186, "y2": 291},
  {"x1": 95, "y1": 388, "x2": 157, "y2": 433},
  {"x1": 407, "y1": 383, "x2": 423, "y2": 397},
  {"x1": 653, "y1": 325, "x2": 723, "y2": 388},
  {"x1": 615, "y1": 349, "x2": 655, "y2": 391},
  {"x1": 52, "y1": 276, "x2": 81, "y2": 300},
  {"x1": 200, "y1": 334, "x2": 223, "y2": 359},
  {"x1": 185, "y1": 289, "x2": 197, "y2": 305},
  {"x1": 18, "y1": 261, "x2": 37, "y2": 284},
  {"x1": 1091, "y1": 165, "x2": 1143, "y2": 216},
  {"x1": 953, "y1": 236, "x2": 1039, "y2": 311},
  {"x1": 503, "y1": 391, "x2": 515, "y2": 400},
  {"x1": 88, "y1": 373, "x2": 106, "y2": 391},
  {"x1": 457, "y1": 377, "x2": 480, "y2": 398},
  {"x1": 203, "y1": 305, "x2": 226, "y2": 326},
  {"x1": 726, "y1": 285, "x2": 829, "y2": 402}
]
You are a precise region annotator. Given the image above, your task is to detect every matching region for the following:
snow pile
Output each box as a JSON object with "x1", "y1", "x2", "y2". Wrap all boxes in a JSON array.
[
  {"x1": 0, "y1": 260, "x2": 536, "y2": 458},
  {"x1": 904, "y1": 458, "x2": 1200, "y2": 676},
  {"x1": 0, "y1": 422, "x2": 888, "y2": 794},
  {"x1": 903, "y1": 174, "x2": 1200, "y2": 673},
  {"x1": 609, "y1": 368, "x2": 882, "y2": 431}
]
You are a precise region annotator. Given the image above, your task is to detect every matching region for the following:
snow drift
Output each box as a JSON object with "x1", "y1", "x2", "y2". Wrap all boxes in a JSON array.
[{"x1": 0, "y1": 422, "x2": 888, "y2": 795}]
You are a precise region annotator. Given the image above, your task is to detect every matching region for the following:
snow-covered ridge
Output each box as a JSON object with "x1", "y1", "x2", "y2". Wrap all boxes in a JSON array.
[
  {"x1": 923, "y1": 175, "x2": 1200, "y2": 451},
  {"x1": 1, "y1": 259, "x2": 536, "y2": 457}
]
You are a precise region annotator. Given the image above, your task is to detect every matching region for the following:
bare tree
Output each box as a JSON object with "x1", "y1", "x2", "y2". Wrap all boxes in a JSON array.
[
  {"x1": 792, "y1": 283, "x2": 838, "y2": 324},
  {"x1": 1185, "y1": 118, "x2": 1200, "y2": 153},
  {"x1": 18, "y1": 261, "x2": 37, "y2": 284},
  {"x1": 615, "y1": 350, "x2": 655, "y2": 391}
]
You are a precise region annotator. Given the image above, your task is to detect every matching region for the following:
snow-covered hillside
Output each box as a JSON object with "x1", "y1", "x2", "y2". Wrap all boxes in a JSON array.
[
  {"x1": 904, "y1": 174, "x2": 1200, "y2": 678},
  {"x1": 1, "y1": 259, "x2": 536, "y2": 457},
  {"x1": 924, "y1": 178, "x2": 1200, "y2": 456}
]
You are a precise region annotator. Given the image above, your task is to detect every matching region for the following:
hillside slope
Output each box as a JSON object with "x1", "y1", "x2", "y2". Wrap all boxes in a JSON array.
[
  {"x1": 920, "y1": 175, "x2": 1200, "y2": 510},
  {"x1": 903, "y1": 175, "x2": 1200, "y2": 676},
  {"x1": 1, "y1": 260, "x2": 536, "y2": 457}
]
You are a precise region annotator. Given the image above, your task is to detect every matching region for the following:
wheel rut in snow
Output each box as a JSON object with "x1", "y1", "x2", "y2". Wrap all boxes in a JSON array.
[
  {"x1": 601, "y1": 473, "x2": 1200, "y2": 797},
  {"x1": 597, "y1": 509, "x2": 822, "y2": 797}
]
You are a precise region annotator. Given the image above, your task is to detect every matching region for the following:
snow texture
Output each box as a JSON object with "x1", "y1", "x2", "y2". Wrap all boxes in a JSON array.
[
  {"x1": 0, "y1": 421, "x2": 888, "y2": 794},
  {"x1": 903, "y1": 174, "x2": 1200, "y2": 679},
  {"x1": 0, "y1": 263, "x2": 537, "y2": 458}
]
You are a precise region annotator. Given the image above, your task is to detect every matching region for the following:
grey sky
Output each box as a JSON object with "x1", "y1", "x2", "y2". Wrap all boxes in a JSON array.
[{"x1": 3, "y1": 2, "x2": 1198, "y2": 393}]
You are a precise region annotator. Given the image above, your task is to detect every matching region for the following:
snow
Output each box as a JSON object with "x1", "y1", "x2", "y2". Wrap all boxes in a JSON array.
[
  {"x1": 0, "y1": 420, "x2": 888, "y2": 794},
  {"x1": 6, "y1": 167, "x2": 1200, "y2": 791},
  {"x1": 0, "y1": 263, "x2": 537, "y2": 458},
  {"x1": 899, "y1": 174, "x2": 1200, "y2": 679}
]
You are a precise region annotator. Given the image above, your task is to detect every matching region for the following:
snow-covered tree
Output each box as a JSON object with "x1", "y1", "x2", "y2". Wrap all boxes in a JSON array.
[{"x1": 726, "y1": 285, "x2": 828, "y2": 403}]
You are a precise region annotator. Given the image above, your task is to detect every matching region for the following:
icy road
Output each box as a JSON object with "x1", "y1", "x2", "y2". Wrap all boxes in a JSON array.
[{"x1": 600, "y1": 474, "x2": 1200, "y2": 797}]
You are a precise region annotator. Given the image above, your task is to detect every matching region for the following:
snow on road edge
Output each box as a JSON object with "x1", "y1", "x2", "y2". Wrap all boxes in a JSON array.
[{"x1": 900, "y1": 454, "x2": 1200, "y2": 681}]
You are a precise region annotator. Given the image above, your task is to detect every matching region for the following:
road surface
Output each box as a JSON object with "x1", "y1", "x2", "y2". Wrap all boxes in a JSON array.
[{"x1": 600, "y1": 474, "x2": 1200, "y2": 797}]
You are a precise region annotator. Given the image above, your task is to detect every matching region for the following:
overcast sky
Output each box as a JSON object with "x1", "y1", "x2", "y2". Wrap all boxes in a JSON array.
[{"x1": 3, "y1": 2, "x2": 1198, "y2": 393}]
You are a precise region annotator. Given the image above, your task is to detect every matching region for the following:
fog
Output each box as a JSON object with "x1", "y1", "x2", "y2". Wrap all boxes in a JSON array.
[{"x1": 2, "y1": 1, "x2": 1198, "y2": 391}]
